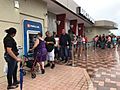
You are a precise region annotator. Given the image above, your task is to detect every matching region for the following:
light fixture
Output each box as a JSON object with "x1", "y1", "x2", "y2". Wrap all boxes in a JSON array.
[
  {"x1": 14, "y1": 0, "x2": 19, "y2": 9},
  {"x1": 55, "y1": 20, "x2": 61, "y2": 25},
  {"x1": 70, "y1": 24, "x2": 74, "y2": 28},
  {"x1": 78, "y1": 27, "x2": 81, "y2": 30}
]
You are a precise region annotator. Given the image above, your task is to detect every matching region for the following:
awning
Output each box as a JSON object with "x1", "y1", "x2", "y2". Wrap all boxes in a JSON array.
[
  {"x1": 94, "y1": 20, "x2": 118, "y2": 29},
  {"x1": 43, "y1": 0, "x2": 94, "y2": 27}
]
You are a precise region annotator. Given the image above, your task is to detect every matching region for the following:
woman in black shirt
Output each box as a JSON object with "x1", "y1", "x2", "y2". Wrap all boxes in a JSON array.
[{"x1": 3, "y1": 27, "x2": 22, "y2": 89}]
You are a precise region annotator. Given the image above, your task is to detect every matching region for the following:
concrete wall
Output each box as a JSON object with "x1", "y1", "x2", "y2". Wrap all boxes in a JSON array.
[
  {"x1": 56, "y1": 0, "x2": 78, "y2": 13},
  {"x1": 47, "y1": 12, "x2": 56, "y2": 34},
  {"x1": 20, "y1": 0, "x2": 47, "y2": 36},
  {"x1": 86, "y1": 28, "x2": 109, "y2": 41},
  {"x1": 0, "y1": 0, "x2": 20, "y2": 82},
  {"x1": 0, "y1": 0, "x2": 47, "y2": 82},
  {"x1": 85, "y1": 28, "x2": 95, "y2": 41}
]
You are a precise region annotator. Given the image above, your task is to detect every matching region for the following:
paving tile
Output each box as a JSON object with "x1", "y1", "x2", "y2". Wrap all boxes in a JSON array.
[
  {"x1": 1, "y1": 47, "x2": 120, "y2": 90},
  {"x1": 110, "y1": 88, "x2": 117, "y2": 90},
  {"x1": 104, "y1": 82, "x2": 117, "y2": 88},
  {"x1": 0, "y1": 64, "x2": 94, "y2": 90},
  {"x1": 98, "y1": 81, "x2": 104, "y2": 86},
  {"x1": 76, "y1": 47, "x2": 120, "y2": 90},
  {"x1": 97, "y1": 86, "x2": 110, "y2": 90}
]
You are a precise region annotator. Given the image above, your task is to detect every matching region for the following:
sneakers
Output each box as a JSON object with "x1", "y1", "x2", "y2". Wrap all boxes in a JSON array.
[
  {"x1": 7, "y1": 84, "x2": 18, "y2": 90},
  {"x1": 51, "y1": 64, "x2": 55, "y2": 69},
  {"x1": 41, "y1": 69, "x2": 45, "y2": 74}
]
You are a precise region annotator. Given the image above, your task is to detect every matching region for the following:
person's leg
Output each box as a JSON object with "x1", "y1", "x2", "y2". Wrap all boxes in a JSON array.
[
  {"x1": 57, "y1": 47, "x2": 60, "y2": 60},
  {"x1": 45, "y1": 53, "x2": 50, "y2": 67},
  {"x1": 77, "y1": 46, "x2": 80, "y2": 59},
  {"x1": 13, "y1": 62, "x2": 19, "y2": 84},
  {"x1": 7, "y1": 62, "x2": 13, "y2": 86},
  {"x1": 64, "y1": 47, "x2": 68, "y2": 63},
  {"x1": 60, "y1": 47, "x2": 64, "y2": 61},
  {"x1": 50, "y1": 49, "x2": 55, "y2": 69},
  {"x1": 39, "y1": 62, "x2": 45, "y2": 74},
  {"x1": 54, "y1": 47, "x2": 57, "y2": 59},
  {"x1": 4, "y1": 54, "x2": 18, "y2": 89},
  {"x1": 80, "y1": 45, "x2": 83, "y2": 55}
]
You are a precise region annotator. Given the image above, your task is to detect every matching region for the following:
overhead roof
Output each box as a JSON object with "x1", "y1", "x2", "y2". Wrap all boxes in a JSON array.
[
  {"x1": 94, "y1": 20, "x2": 118, "y2": 29},
  {"x1": 43, "y1": 0, "x2": 94, "y2": 27}
]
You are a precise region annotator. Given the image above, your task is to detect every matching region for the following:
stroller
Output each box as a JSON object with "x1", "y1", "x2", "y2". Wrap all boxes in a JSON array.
[{"x1": 20, "y1": 53, "x2": 39, "y2": 79}]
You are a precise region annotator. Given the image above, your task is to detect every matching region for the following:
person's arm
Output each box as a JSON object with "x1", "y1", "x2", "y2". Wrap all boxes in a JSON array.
[
  {"x1": 30, "y1": 38, "x2": 39, "y2": 51},
  {"x1": 67, "y1": 34, "x2": 71, "y2": 46},
  {"x1": 48, "y1": 38, "x2": 55, "y2": 44},
  {"x1": 7, "y1": 47, "x2": 22, "y2": 62},
  {"x1": 46, "y1": 37, "x2": 55, "y2": 44},
  {"x1": 47, "y1": 42, "x2": 54, "y2": 44}
]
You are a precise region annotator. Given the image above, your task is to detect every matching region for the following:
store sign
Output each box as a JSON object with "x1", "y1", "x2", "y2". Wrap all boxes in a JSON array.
[
  {"x1": 76, "y1": 7, "x2": 94, "y2": 23},
  {"x1": 27, "y1": 24, "x2": 40, "y2": 29},
  {"x1": 24, "y1": 20, "x2": 42, "y2": 31},
  {"x1": 23, "y1": 20, "x2": 42, "y2": 55}
]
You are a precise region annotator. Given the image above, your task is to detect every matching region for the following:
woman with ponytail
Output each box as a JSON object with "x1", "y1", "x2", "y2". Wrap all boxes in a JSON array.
[{"x1": 3, "y1": 27, "x2": 22, "y2": 89}]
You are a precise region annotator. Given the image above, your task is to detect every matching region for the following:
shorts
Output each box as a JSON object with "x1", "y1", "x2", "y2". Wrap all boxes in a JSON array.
[{"x1": 46, "y1": 49, "x2": 54, "y2": 61}]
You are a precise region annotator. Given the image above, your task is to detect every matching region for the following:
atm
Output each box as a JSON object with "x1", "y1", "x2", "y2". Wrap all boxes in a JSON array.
[{"x1": 23, "y1": 20, "x2": 42, "y2": 55}]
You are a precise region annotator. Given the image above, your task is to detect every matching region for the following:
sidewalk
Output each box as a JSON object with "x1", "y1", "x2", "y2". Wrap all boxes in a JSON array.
[
  {"x1": 1, "y1": 46, "x2": 119, "y2": 90},
  {"x1": 77, "y1": 47, "x2": 120, "y2": 90},
  {"x1": 0, "y1": 64, "x2": 94, "y2": 90}
]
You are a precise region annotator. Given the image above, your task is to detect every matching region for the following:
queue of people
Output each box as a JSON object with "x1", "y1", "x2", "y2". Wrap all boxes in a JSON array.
[
  {"x1": 53, "y1": 29, "x2": 88, "y2": 62},
  {"x1": 93, "y1": 34, "x2": 120, "y2": 49},
  {"x1": 3, "y1": 27, "x2": 88, "y2": 90}
]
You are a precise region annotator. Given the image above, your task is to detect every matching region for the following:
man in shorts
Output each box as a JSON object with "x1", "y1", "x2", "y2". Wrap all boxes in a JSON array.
[{"x1": 45, "y1": 31, "x2": 56, "y2": 69}]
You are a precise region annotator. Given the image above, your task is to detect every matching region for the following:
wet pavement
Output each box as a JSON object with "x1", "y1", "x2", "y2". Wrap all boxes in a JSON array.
[
  {"x1": 1, "y1": 47, "x2": 120, "y2": 90},
  {"x1": 0, "y1": 64, "x2": 93, "y2": 90},
  {"x1": 76, "y1": 47, "x2": 120, "y2": 90}
]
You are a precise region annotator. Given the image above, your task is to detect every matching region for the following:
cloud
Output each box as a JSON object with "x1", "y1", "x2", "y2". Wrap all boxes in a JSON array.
[
  {"x1": 73, "y1": 0, "x2": 120, "y2": 20},
  {"x1": 73, "y1": 0, "x2": 120, "y2": 35}
]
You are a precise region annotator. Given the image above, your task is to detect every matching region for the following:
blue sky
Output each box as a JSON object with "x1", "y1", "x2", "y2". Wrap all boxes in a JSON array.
[{"x1": 73, "y1": 0, "x2": 120, "y2": 35}]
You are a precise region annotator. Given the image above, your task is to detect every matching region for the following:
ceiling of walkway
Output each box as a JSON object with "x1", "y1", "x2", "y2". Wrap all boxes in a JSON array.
[{"x1": 43, "y1": 0, "x2": 93, "y2": 27}]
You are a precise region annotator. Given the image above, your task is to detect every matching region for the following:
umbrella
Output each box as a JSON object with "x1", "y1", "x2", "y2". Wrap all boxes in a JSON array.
[
  {"x1": 20, "y1": 55, "x2": 24, "y2": 90},
  {"x1": 20, "y1": 67, "x2": 23, "y2": 90}
]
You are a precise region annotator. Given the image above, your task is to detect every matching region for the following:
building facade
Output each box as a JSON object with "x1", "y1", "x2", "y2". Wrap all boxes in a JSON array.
[
  {"x1": 0, "y1": 0, "x2": 117, "y2": 82},
  {"x1": 86, "y1": 20, "x2": 118, "y2": 41},
  {"x1": 0, "y1": 0, "x2": 93, "y2": 82},
  {"x1": 0, "y1": 0, "x2": 48, "y2": 82}
]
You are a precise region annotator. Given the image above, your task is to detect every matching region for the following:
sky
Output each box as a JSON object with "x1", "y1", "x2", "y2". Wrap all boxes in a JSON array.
[{"x1": 73, "y1": 0, "x2": 120, "y2": 35}]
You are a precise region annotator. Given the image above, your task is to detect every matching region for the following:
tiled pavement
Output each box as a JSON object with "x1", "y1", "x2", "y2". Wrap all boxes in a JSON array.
[
  {"x1": 0, "y1": 65, "x2": 94, "y2": 90},
  {"x1": 76, "y1": 47, "x2": 120, "y2": 90},
  {"x1": 1, "y1": 47, "x2": 120, "y2": 90}
]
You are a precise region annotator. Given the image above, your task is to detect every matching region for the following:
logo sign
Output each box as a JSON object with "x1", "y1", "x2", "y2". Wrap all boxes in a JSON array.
[
  {"x1": 24, "y1": 20, "x2": 42, "y2": 31},
  {"x1": 23, "y1": 20, "x2": 42, "y2": 55},
  {"x1": 76, "y1": 7, "x2": 94, "y2": 23}
]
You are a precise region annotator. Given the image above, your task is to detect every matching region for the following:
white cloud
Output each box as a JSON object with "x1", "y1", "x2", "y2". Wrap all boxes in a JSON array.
[{"x1": 73, "y1": 0, "x2": 120, "y2": 35}]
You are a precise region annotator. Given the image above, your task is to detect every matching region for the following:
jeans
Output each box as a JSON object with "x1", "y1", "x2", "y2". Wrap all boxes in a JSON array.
[
  {"x1": 54, "y1": 47, "x2": 60, "y2": 59},
  {"x1": 4, "y1": 53, "x2": 18, "y2": 86},
  {"x1": 60, "y1": 46, "x2": 68, "y2": 61}
]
